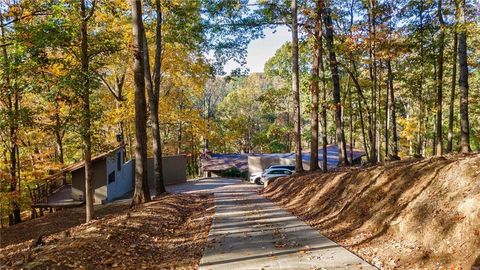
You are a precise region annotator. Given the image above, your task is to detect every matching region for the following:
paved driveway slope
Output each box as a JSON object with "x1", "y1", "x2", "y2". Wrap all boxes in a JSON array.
[{"x1": 168, "y1": 178, "x2": 375, "y2": 270}]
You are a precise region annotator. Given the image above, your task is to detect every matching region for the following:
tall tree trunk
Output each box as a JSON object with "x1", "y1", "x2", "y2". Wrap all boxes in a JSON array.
[
  {"x1": 322, "y1": 2, "x2": 349, "y2": 166},
  {"x1": 178, "y1": 120, "x2": 183, "y2": 155},
  {"x1": 436, "y1": 0, "x2": 445, "y2": 156},
  {"x1": 142, "y1": 1, "x2": 166, "y2": 195},
  {"x1": 54, "y1": 127, "x2": 64, "y2": 165},
  {"x1": 367, "y1": 0, "x2": 377, "y2": 163},
  {"x1": 349, "y1": 80, "x2": 354, "y2": 163},
  {"x1": 377, "y1": 60, "x2": 383, "y2": 162},
  {"x1": 416, "y1": 1, "x2": 425, "y2": 157},
  {"x1": 358, "y1": 100, "x2": 370, "y2": 161},
  {"x1": 131, "y1": 0, "x2": 151, "y2": 205},
  {"x1": 319, "y1": 21, "x2": 328, "y2": 172},
  {"x1": 456, "y1": 0, "x2": 470, "y2": 153},
  {"x1": 345, "y1": 62, "x2": 374, "y2": 158},
  {"x1": 309, "y1": 1, "x2": 321, "y2": 171},
  {"x1": 54, "y1": 111, "x2": 65, "y2": 184},
  {"x1": 385, "y1": 62, "x2": 390, "y2": 158},
  {"x1": 0, "y1": 8, "x2": 21, "y2": 225},
  {"x1": 152, "y1": 0, "x2": 165, "y2": 194},
  {"x1": 447, "y1": 32, "x2": 457, "y2": 153},
  {"x1": 80, "y1": 0, "x2": 95, "y2": 222},
  {"x1": 347, "y1": 0, "x2": 355, "y2": 164},
  {"x1": 387, "y1": 60, "x2": 399, "y2": 158},
  {"x1": 55, "y1": 132, "x2": 66, "y2": 184},
  {"x1": 291, "y1": 0, "x2": 304, "y2": 172}
]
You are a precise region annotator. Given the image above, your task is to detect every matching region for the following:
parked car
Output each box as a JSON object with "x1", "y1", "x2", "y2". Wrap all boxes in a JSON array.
[
  {"x1": 249, "y1": 165, "x2": 295, "y2": 185},
  {"x1": 249, "y1": 172, "x2": 263, "y2": 184},
  {"x1": 266, "y1": 164, "x2": 295, "y2": 171},
  {"x1": 260, "y1": 168, "x2": 293, "y2": 184}
]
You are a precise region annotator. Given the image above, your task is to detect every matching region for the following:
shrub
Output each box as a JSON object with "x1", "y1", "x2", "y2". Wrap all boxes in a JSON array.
[{"x1": 218, "y1": 167, "x2": 247, "y2": 179}]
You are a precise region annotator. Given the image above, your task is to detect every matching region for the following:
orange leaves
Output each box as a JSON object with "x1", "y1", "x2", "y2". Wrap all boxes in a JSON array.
[{"x1": 0, "y1": 193, "x2": 214, "y2": 269}]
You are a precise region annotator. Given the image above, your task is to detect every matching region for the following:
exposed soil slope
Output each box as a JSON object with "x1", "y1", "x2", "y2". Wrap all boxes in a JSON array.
[
  {"x1": 0, "y1": 193, "x2": 214, "y2": 269},
  {"x1": 263, "y1": 154, "x2": 480, "y2": 269}
]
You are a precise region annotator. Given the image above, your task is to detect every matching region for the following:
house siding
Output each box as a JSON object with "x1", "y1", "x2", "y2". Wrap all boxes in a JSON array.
[
  {"x1": 147, "y1": 155, "x2": 187, "y2": 187},
  {"x1": 106, "y1": 154, "x2": 134, "y2": 202},
  {"x1": 71, "y1": 158, "x2": 107, "y2": 204}
]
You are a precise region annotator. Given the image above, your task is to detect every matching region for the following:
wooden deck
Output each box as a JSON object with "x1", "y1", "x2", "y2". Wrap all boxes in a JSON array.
[{"x1": 31, "y1": 185, "x2": 84, "y2": 209}]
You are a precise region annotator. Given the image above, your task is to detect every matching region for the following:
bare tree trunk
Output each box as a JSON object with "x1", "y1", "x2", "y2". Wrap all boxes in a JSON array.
[
  {"x1": 54, "y1": 120, "x2": 65, "y2": 184},
  {"x1": 387, "y1": 60, "x2": 399, "y2": 158},
  {"x1": 367, "y1": 0, "x2": 377, "y2": 163},
  {"x1": 347, "y1": 0, "x2": 355, "y2": 164},
  {"x1": 54, "y1": 127, "x2": 64, "y2": 165},
  {"x1": 322, "y1": 2, "x2": 349, "y2": 166},
  {"x1": 456, "y1": 0, "x2": 470, "y2": 153},
  {"x1": 0, "y1": 8, "x2": 21, "y2": 225},
  {"x1": 319, "y1": 21, "x2": 328, "y2": 172},
  {"x1": 152, "y1": 0, "x2": 165, "y2": 194},
  {"x1": 385, "y1": 63, "x2": 390, "y2": 158},
  {"x1": 291, "y1": 0, "x2": 304, "y2": 173},
  {"x1": 131, "y1": 0, "x2": 151, "y2": 205},
  {"x1": 178, "y1": 121, "x2": 183, "y2": 155},
  {"x1": 344, "y1": 62, "x2": 373, "y2": 158},
  {"x1": 349, "y1": 81, "x2": 354, "y2": 163},
  {"x1": 436, "y1": 0, "x2": 445, "y2": 156},
  {"x1": 358, "y1": 100, "x2": 370, "y2": 161},
  {"x1": 447, "y1": 32, "x2": 457, "y2": 153},
  {"x1": 377, "y1": 61, "x2": 383, "y2": 162},
  {"x1": 142, "y1": 1, "x2": 165, "y2": 195},
  {"x1": 416, "y1": 1, "x2": 425, "y2": 157},
  {"x1": 80, "y1": 0, "x2": 95, "y2": 222},
  {"x1": 309, "y1": 1, "x2": 321, "y2": 171}
]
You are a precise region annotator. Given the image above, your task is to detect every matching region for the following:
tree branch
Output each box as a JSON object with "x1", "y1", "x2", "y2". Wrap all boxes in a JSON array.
[
  {"x1": 83, "y1": 0, "x2": 96, "y2": 21},
  {"x1": 96, "y1": 72, "x2": 124, "y2": 101}
]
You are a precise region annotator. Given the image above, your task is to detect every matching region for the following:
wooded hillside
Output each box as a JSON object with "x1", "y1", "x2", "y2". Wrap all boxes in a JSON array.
[{"x1": 0, "y1": 0, "x2": 479, "y2": 229}]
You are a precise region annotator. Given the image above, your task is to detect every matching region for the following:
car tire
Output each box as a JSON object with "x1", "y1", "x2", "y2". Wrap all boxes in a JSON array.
[{"x1": 254, "y1": 178, "x2": 261, "y2": 185}]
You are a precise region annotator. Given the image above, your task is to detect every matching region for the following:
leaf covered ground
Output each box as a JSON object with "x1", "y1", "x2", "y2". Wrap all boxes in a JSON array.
[
  {"x1": 0, "y1": 193, "x2": 214, "y2": 269},
  {"x1": 263, "y1": 153, "x2": 480, "y2": 269}
]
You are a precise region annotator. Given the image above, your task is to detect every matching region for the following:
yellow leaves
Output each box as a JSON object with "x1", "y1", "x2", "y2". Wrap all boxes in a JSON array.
[
  {"x1": 171, "y1": 0, "x2": 186, "y2": 6},
  {"x1": 398, "y1": 117, "x2": 420, "y2": 142},
  {"x1": 161, "y1": 43, "x2": 210, "y2": 98},
  {"x1": 5, "y1": 4, "x2": 22, "y2": 18},
  {"x1": 48, "y1": 63, "x2": 68, "y2": 77},
  {"x1": 398, "y1": 116, "x2": 422, "y2": 157}
]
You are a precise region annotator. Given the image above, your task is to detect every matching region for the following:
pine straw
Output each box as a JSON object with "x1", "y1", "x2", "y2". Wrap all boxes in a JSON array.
[
  {"x1": 0, "y1": 193, "x2": 214, "y2": 269},
  {"x1": 263, "y1": 154, "x2": 480, "y2": 269}
]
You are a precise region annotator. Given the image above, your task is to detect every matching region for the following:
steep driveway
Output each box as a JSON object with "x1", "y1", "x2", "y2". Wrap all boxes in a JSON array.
[{"x1": 168, "y1": 178, "x2": 375, "y2": 270}]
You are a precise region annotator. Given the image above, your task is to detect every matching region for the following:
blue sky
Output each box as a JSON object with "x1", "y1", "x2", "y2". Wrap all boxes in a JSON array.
[{"x1": 224, "y1": 26, "x2": 291, "y2": 74}]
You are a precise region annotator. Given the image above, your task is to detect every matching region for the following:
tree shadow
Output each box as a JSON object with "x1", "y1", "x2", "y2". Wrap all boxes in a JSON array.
[{"x1": 263, "y1": 157, "x2": 457, "y2": 247}]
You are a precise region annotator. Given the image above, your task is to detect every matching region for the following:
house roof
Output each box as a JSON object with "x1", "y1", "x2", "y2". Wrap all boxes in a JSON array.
[
  {"x1": 65, "y1": 144, "x2": 125, "y2": 172},
  {"x1": 41, "y1": 144, "x2": 125, "y2": 182},
  {"x1": 201, "y1": 153, "x2": 249, "y2": 172},
  {"x1": 300, "y1": 144, "x2": 366, "y2": 167},
  {"x1": 201, "y1": 145, "x2": 366, "y2": 172}
]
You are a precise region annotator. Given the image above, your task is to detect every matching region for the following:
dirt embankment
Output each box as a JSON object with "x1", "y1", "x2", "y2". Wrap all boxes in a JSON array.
[
  {"x1": 0, "y1": 193, "x2": 214, "y2": 269},
  {"x1": 263, "y1": 154, "x2": 480, "y2": 269}
]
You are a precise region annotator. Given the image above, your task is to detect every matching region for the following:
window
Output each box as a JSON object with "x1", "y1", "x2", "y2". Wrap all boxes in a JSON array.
[
  {"x1": 117, "y1": 151, "x2": 122, "y2": 171},
  {"x1": 108, "y1": 171, "x2": 115, "y2": 183}
]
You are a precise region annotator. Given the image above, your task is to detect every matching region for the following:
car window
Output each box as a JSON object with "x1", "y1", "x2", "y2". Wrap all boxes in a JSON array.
[
  {"x1": 270, "y1": 165, "x2": 295, "y2": 170},
  {"x1": 284, "y1": 170, "x2": 292, "y2": 175},
  {"x1": 269, "y1": 170, "x2": 282, "y2": 174}
]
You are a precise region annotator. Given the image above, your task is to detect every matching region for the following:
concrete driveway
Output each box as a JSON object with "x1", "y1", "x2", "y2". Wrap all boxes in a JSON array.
[{"x1": 168, "y1": 178, "x2": 375, "y2": 270}]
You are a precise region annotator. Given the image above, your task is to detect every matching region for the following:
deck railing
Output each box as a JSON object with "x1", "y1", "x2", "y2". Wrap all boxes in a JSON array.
[{"x1": 28, "y1": 174, "x2": 66, "y2": 206}]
